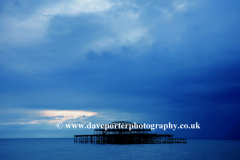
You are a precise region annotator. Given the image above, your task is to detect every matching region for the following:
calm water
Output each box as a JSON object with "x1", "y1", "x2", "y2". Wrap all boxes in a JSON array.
[{"x1": 0, "y1": 139, "x2": 239, "y2": 160}]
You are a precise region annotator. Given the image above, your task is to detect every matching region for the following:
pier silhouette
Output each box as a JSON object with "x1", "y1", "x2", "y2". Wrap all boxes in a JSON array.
[{"x1": 74, "y1": 121, "x2": 187, "y2": 144}]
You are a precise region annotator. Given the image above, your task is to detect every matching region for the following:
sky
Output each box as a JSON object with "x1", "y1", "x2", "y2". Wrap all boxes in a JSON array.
[{"x1": 0, "y1": 0, "x2": 240, "y2": 139}]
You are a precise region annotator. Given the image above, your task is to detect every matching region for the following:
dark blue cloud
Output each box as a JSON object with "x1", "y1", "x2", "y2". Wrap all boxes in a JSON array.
[{"x1": 0, "y1": 0, "x2": 239, "y2": 138}]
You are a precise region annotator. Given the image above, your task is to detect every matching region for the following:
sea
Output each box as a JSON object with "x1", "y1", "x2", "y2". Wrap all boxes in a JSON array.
[{"x1": 0, "y1": 139, "x2": 239, "y2": 160}]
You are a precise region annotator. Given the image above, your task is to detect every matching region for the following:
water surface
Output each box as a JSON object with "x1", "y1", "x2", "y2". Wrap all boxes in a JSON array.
[{"x1": 0, "y1": 139, "x2": 239, "y2": 160}]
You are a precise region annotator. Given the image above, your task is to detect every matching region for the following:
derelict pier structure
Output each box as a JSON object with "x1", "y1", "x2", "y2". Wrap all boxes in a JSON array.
[{"x1": 74, "y1": 121, "x2": 187, "y2": 144}]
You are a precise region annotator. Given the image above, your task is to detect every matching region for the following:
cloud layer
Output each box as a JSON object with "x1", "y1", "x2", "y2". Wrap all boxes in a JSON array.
[{"x1": 0, "y1": 0, "x2": 240, "y2": 138}]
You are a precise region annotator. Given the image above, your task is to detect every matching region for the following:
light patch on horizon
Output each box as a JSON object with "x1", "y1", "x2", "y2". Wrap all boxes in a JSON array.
[
  {"x1": 37, "y1": 110, "x2": 98, "y2": 123},
  {"x1": 0, "y1": 109, "x2": 98, "y2": 125}
]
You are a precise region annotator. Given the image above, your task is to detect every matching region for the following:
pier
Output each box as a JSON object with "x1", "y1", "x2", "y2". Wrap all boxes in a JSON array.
[{"x1": 74, "y1": 121, "x2": 187, "y2": 144}]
